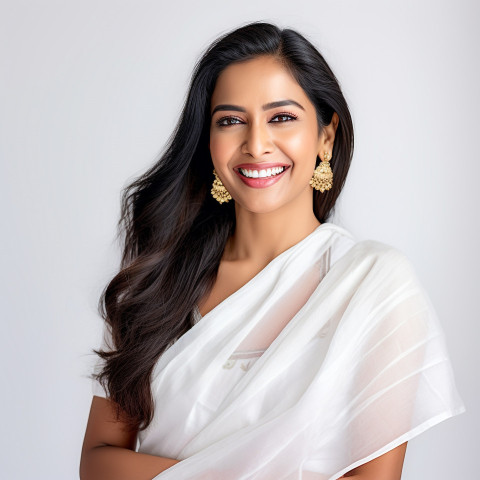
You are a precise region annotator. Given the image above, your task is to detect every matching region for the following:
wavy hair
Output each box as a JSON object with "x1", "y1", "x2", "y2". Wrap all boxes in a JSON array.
[{"x1": 92, "y1": 21, "x2": 354, "y2": 432}]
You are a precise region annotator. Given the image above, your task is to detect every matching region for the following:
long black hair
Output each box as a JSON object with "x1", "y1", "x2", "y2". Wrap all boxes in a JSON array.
[{"x1": 92, "y1": 21, "x2": 354, "y2": 432}]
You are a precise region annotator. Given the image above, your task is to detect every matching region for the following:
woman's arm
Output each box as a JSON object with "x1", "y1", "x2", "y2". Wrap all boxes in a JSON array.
[
  {"x1": 338, "y1": 442, "x2": 408, "y2": 479},
  {"x1": 80, "y1": 396, "x2": 181, "y2": 480}
]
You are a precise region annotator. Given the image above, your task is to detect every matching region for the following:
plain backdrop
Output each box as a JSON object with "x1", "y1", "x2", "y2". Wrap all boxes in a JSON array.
[{"x1": 1, "y1": 1, "x2": 478, "y2": 478}]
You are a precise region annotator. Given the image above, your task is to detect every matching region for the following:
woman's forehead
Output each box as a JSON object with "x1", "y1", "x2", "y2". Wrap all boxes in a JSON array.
[{"x1": 211, "y1": 57, "x2": 308, "y2": 111}]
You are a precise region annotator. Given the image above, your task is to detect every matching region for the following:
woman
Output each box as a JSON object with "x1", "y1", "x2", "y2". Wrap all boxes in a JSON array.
[{"x1": 80, "y1": 22, "x2": 466, "y2": 479}]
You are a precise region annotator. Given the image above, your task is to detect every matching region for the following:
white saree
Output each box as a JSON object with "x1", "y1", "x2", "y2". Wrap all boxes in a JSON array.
[{"x1": 92, "y1": 222, "x2": 466, "y2": 479}]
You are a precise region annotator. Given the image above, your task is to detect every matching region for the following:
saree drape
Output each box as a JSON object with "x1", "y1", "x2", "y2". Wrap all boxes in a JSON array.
[{"x1": 92, "y1": 222, "x2": 466, "y2": 479}]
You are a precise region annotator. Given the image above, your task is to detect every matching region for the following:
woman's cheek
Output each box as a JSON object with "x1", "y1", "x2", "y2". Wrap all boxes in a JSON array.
[
  {"x1": 209, "y1": 137, "x2": 231, "y2": 163},
  {"x1": 278, "y1": 132, "x2": 310, "y2": 159}
]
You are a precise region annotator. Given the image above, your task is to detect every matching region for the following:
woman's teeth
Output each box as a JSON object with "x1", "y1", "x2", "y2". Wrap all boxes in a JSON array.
[{"x1": 239, "y1": 166, "x2": 286, "y2": 178}]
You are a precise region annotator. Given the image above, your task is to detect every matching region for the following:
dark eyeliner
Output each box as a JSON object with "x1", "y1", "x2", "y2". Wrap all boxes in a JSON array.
[{"x1": 215, "y1": 112, "x2": 298, "y2": 128}]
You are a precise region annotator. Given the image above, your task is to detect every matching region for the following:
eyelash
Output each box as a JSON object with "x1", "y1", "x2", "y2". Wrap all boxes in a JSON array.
[{"x1": 215, "y1": 112, "x2": 298, "y2": 127}]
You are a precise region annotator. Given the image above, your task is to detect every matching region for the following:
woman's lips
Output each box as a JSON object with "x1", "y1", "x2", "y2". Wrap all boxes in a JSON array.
[{"x1": 234, "y1": 165, "x2": 290, "y2": 188}]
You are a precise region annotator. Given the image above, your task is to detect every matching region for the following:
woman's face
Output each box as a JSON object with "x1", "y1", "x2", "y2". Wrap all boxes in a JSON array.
[{"x1": 209, "y1": 55, "x2": 338, "y2": 215}]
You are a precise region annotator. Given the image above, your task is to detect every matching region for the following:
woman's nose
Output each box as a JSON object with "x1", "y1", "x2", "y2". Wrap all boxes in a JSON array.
[{"x1": 242, "y1": 121, "x2": 274, "y2": 158}]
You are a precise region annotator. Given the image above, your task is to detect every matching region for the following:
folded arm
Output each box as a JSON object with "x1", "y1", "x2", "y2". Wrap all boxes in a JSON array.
[{"x1": 80, "y1": 395, "x2": 180, "y2": 480}]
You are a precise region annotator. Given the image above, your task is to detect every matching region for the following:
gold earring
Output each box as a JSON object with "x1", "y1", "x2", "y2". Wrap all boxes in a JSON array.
[
  {"x1": 309, "y1": 151, "x2": 333, "y2": 192},
  {"x1": 211, "y1": 168, "x2": 232, "y2": 204}
]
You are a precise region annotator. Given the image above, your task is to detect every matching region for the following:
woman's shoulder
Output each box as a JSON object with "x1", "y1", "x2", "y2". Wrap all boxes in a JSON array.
[
  {"x1": 326, "y1": 223, "x2": 414, "y2": 273},
  {"x1": 327, "y1": 224, "x2": 357, "y2": 268}
]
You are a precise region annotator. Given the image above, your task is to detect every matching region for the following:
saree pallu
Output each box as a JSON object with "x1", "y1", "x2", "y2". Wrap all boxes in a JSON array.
[{"x1": 92, "y1": 222, "x2": 466, "y2": 479}]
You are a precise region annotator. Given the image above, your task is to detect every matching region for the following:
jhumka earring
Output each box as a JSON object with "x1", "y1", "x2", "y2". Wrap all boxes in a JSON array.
[
  {"x1": 309, "y1": 151, "x2": 333, "y2": 192},
  {"x1": 211, "y1": 168, "x2": 232, "y2": 204}
]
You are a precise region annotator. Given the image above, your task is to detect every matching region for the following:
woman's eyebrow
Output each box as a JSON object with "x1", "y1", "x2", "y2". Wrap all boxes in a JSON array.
[{"x1": 211, "y1": 99, "x2": 305, "y2": 116}]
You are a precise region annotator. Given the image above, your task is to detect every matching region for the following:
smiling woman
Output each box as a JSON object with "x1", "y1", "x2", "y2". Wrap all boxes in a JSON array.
[{"x1": 80, "y1": 21, "x2": 465, "y2": 480}]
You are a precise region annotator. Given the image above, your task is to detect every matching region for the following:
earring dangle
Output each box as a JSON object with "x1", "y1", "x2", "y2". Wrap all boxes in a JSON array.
[
  {"x1": 211, "y1": 168, "x2": 232, "y2": 204},
  {"x1": 309, "y1": 151, "x2": 333, "y2": 192}
]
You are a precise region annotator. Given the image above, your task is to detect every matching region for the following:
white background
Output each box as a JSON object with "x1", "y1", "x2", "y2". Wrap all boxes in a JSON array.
[{"x1": 1, "y1": 1, "x2": 477, "y2": 478}]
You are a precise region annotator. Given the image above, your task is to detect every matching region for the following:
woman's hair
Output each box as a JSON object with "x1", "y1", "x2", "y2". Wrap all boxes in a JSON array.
[{"x1": 92, "y1": 21, "x2": 354, "y2": 432}]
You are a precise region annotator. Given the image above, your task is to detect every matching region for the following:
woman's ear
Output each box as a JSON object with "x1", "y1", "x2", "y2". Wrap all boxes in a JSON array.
[{"x1": 317, "y1": 112, "x2": 339, "y2": 157}]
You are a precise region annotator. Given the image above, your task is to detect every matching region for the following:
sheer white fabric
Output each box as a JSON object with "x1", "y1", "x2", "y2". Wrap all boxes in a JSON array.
[{"x1": 91, "y1": 222, "x2": 466, "y2": 479}]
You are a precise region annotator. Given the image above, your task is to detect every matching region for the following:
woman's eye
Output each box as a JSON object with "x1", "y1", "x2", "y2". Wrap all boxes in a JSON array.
[
  {"x1": 271, "y1": 113, "x2": 297, "y2": 123},
  {"x1": 216, "y1": 117, "x2": 242, "y2": 127}
]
